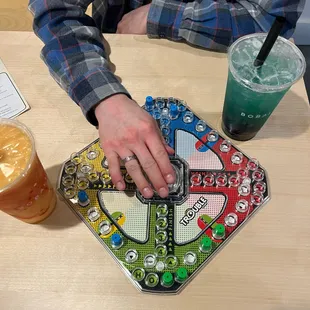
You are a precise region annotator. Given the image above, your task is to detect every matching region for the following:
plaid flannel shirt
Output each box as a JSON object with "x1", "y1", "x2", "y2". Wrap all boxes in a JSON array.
[{"x1": 28, "y1": 0, "x2": 305, "y2": 126}]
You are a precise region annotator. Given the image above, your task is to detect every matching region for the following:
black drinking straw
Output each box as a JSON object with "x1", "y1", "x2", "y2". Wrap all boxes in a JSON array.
[{"x1": 254, "y1": 16, "x2": 286, "y2": 67}]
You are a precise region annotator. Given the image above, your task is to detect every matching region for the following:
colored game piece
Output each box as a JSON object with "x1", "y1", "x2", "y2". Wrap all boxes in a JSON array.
[
  {"x1": 111, "y1": 233, "x2": 123, "y2": 249},
  {"x1": 199, "y1": 237, "x2": 212, "y2": 253},
  {"x1": 78, "y1": 190, "x2": 90, "y2": 207},
  {"x1": 175, "y1": 268, "x2": 188, "y2": 283},
  {"x1": 212, "y1": 224, "x2": 225, "y2": 240},
  {"x1": 161, "y1": 272, "x2": 174, "y2": 287},
  {"x1": 145, "y1": 96, "x2": 154, "y2": 111},
  {"x1": 169, "y1": 103, "x2": 179, "y2": 120},
  {"x1": 57, "y1": 96, "x2": 270, "y2": 295}
]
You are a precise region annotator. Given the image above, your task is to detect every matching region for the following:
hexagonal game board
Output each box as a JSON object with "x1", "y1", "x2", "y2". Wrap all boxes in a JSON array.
[{"x1": 57, "y1": 96, "x2": 270, "y2": 294}]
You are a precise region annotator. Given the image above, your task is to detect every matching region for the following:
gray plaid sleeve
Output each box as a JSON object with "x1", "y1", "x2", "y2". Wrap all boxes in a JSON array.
[
  {"x1": 147, "y1": 0, "x2": 305, "y2": 50},
  {"x1": 29, "y1": 0, "x2": 131, "y2": 126}
]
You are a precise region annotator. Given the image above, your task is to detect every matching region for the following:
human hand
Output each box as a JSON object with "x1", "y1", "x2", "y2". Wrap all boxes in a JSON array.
[
  {"x1": 116, "y1": 4, "x2": 151, "y2": 34},
  {"x1": 95, "y1": 94, "x2": 175, "y2": 198}
]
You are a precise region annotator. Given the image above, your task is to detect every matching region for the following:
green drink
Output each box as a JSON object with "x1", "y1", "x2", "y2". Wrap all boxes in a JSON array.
[{"x1": 222, "y1": 33, "x2": 306, "y2": 141}]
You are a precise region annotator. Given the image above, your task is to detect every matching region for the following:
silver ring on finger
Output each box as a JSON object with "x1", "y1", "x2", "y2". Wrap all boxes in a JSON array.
[{"x1": 122, "y1": 155, "x2": 138, "y2": 164}]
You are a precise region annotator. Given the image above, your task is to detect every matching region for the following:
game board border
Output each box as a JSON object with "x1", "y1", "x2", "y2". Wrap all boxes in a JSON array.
[{"x1": 56, "y1": 98, "x2": 271, "y2": 295}]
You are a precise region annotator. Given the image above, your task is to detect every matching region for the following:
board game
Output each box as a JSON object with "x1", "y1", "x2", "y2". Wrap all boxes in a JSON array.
[{"x1": 57, "y1": 96, "x2": 270, "y2": 294}]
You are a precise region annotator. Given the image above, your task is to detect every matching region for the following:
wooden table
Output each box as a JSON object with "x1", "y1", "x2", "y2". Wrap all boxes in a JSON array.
[{"x1": 0, "y1": 31, "x2": 310, "y2": 310}]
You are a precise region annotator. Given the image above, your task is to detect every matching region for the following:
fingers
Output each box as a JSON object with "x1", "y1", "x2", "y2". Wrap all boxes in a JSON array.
[
  {"x1": 133, "y1": 146, "x2": 170, "y2": 198},
  {"x1": 156, "y1": 122, "x2": 175, "y2": 156},
  {"x1": 98, "y1": 106, "x2": 176, "y2": 199},
  {"x1": 105, "y1": 151, "x2": 125, "y2": 191},
  {"x1": 165, "y1": 144, "x2": 175, "y2": 155},
  {"x1": 116, "y1": 21, "x2": 122, "y2": 33},
  {"x1": 106, "y1": 145, "x2": 172, "y2": 199},
  {"x1": 146, "y1": 133, "x2": 176, "y2": 185},
  {"x1": 106, "y1": 148, "x2": 154, "y2": 198},
  {"x1": 161, "y1": 137, "x2": 175, "y2": 155},
  {"x1": 120, "y1": 151, "x2": 154, "y2": 198}
]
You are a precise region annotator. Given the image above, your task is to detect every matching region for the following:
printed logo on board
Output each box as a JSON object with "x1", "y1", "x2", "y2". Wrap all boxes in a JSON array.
[{"x1": 179, "y1": 197, "x2": 208, "y2": 226}]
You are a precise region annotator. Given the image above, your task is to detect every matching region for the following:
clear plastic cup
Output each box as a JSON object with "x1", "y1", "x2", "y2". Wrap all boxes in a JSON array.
[
  {"x1": 222, "y1": 33, "x2": 306, "y2": 141},
  {"x1": 0, "y1": 118, "x2": 56, "y2": 223}
]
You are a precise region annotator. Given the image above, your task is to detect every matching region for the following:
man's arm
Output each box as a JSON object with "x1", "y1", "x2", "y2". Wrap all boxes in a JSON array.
[
  {"x1": 28, "y1": 0, "x2": 130, "y2": 126},
  {"x1": 29, "y1": 0, "x2": 176, "y2": 199},
  {"x1": 147, "y1": 0, "x2": 306, "y2": 50}
]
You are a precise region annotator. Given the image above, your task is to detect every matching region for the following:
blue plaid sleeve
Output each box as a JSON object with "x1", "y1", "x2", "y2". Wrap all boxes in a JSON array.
[
  {"x1": 147, "y1": 0, "x2": 306, "y2": 50},
  {"x1": 28, "y1": 0, "x2": 131, "y2": 126}
]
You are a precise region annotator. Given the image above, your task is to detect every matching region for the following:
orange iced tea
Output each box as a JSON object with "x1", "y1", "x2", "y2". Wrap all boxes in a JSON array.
[{"x1": 0, "y1": 118, "x2": 56, "y2": 223}]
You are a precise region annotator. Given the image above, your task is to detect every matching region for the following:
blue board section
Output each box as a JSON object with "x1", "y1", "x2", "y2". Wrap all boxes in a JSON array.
[
  {"x1": 144, "y1": 96, "x2": 218, "y2": 153},
  {"x1": 164, "y1": 110, "x2": 217, "y2": 151}
]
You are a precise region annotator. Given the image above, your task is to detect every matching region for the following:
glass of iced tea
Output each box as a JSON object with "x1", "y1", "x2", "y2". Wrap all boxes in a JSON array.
[{"x1": 0, "y1": 118, "x2": 56, "y2": 223}]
